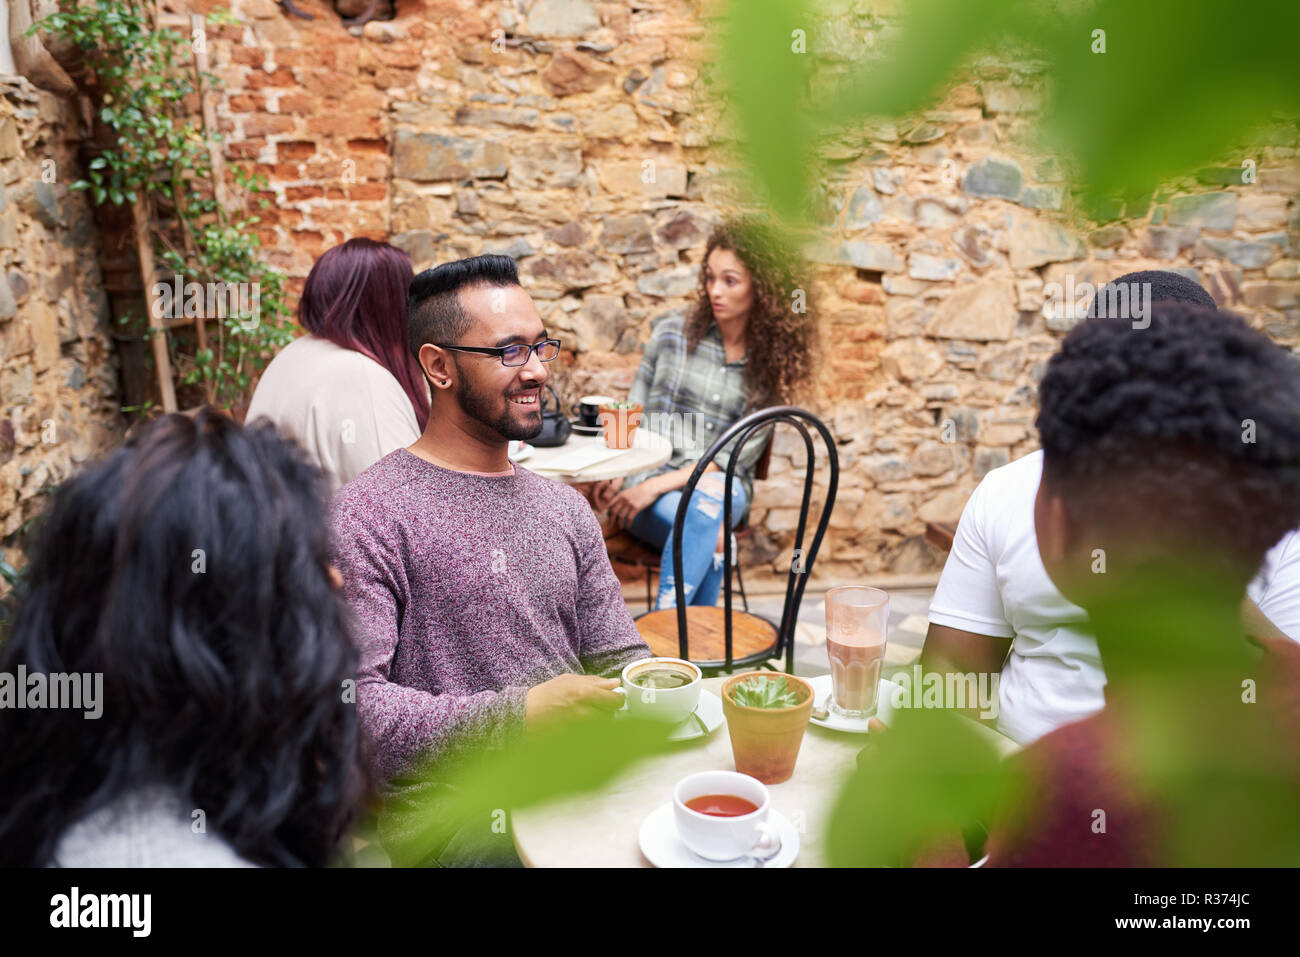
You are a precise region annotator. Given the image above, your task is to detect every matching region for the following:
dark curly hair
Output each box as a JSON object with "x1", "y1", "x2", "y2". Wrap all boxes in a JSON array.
[
  {"x1": 1036, "y1": 302, "x2": 1300, "y2": 577},
  {"x1": 0, "y1": 409, "x2": 367, "y2": 866},
  {"x1": 1086, "y1": 268, "x2": 1216, "y2": 317},
  {"x1": 684, "y1": 215, "x2": 817, "y2": 408}
]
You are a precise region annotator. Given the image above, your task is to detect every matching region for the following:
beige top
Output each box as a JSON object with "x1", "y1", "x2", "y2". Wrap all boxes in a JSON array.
[{"x1": 246, "y1": 334, "x2": 421, "y2": 492}]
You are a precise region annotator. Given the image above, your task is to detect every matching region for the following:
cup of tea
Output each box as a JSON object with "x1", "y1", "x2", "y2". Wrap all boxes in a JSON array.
[
  {"x1": 615, "y1": 657, "x2": 701, "y2": 724},
  {"x1": 673, "y1": 770, "x2": 778, "y2": 861},
  {"x1": 824, "y1": 586, "x2": 889, "y2": 720},
  {"x1": 572, "y1": 394, "x2": 615, "y2": 428}
]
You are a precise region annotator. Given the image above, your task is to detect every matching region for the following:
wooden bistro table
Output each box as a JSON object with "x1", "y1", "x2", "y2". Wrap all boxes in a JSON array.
[
  {"x1": 520, "y1": 428, "x2": 673, "y2": 485},
  {"x1": 511, "y1": 674, "x2": 1020, "y2": 868}
]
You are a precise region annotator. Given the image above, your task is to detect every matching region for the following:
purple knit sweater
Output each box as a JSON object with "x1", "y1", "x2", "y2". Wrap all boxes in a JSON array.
[{"x1": 330, "y1": 449, "x2": 651, "y2": 782}]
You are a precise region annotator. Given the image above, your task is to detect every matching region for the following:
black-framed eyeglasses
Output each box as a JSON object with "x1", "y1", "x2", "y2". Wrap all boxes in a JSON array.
[{"x1": 435, "y1": 338, "x2": 561, "y2": 367}]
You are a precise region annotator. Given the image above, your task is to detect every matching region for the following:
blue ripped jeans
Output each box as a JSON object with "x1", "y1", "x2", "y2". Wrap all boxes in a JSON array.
[{"x1": 628, "y1": 473, "x2": 749, "y2": 610}]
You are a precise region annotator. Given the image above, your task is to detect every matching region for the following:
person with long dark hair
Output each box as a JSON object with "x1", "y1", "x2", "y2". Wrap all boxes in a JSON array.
[
  {"x1": 598, "y1": 215, "x2": 817, "y2": 609},
  {"x1": 0, "y1": 409, "x2": 367, "y2": 866},
  {"x1": 248, "y1": 238, "x2": 430, "y2": 491}
]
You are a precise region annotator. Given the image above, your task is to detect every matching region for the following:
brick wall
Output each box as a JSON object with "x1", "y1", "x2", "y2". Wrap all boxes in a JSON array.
[{"x1": 175, "y1": 0, "x2": 1300, "y2": 586}]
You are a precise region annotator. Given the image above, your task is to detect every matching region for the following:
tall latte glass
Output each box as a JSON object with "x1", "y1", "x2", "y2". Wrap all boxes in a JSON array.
[{"x1": 824, "y1": 586, "x2": 889, "y2": 719}]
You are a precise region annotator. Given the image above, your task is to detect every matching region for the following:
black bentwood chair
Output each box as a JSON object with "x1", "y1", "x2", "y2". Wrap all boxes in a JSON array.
[{"x1": 633, "y1": 407, "x2": 839, "y2": 675}]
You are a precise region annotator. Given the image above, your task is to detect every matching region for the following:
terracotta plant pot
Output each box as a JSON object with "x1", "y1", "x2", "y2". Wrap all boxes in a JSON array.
[
  {"x1": 599, "y1": 402, "x2": 643, "y2": 450},
  {"x1": 721, "y1": 672, "x2": 814, "y2": 785}
]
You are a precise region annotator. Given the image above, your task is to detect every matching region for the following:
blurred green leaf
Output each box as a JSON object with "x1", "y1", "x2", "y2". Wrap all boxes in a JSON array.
[
  {"x1": 827, "y1": 707, "x2": 1008, "y2": 866},
  {"x1": 726, "y1": 0, "x2": 1300, "y2": 227},
  {"x1": 718, "y1": 0, "x2": 818, "y2": 227},
  {"x1": 379, "y1": 712, "x2": 677, "y2": 868}
]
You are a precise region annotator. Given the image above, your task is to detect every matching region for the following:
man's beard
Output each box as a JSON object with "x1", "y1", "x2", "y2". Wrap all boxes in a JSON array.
[{"x1": 455, "y1": 371, "x2": 543, "y2": 441}]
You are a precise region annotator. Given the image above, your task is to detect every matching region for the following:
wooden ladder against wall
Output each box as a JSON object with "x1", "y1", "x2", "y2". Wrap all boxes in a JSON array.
[{"x1": 127, "y1": 12, "x2": 230, "y2": 413}]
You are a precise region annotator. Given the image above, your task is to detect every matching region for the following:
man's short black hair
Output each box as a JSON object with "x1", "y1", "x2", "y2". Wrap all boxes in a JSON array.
[
  {"x1": 1086, "y1": 269, "x2": 1216, "y2": 318},
  {"x1": 408, "y1": 254, "x2": 521, "y2": 359},
  {"x1": 1036, "y1": 301, "x2": 1300, "y2": 574}
]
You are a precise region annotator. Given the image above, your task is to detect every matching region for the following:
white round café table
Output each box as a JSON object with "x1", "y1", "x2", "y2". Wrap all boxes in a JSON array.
[
  {"x1": 520, "y1": 427, "x2": 673, "y2": 484},
  {"x1": 511, "y1": 675, "x2": 1020, "y2": 868}
]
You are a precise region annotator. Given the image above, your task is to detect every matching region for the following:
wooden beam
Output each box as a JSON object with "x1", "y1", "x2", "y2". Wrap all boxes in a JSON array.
[
  {"x1": 188, "y1": 13, "x2": 230, "y2": 214},
  {"x1": 132, "y1": 198, "x2": 178, "y2": 413}
]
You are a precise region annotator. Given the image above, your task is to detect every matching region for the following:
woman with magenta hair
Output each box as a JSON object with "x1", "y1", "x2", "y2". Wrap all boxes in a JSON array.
[{"x1": 248, "y1": 238, "x2": 430, "y2": 491}]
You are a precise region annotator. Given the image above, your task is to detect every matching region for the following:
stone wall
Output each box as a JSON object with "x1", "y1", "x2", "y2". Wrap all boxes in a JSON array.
[
  {"x1": 0, "y1": 76, "x2": 122, "y2": 578},
  {"x1": 191, "y1": 0, "x2": 1299, "y2": 586}
]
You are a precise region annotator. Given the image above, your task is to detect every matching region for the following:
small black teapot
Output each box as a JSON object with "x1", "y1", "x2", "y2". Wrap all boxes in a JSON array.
[{"x1": 529, "y1": 384, "x2": 572, "y2": 447}]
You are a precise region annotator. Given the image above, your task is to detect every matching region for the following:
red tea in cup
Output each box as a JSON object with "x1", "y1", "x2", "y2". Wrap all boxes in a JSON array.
[
  {"x1": 674, "y1": 770, "x2": 772, "y2": 860},
  {"x1": 684, "y1": 794, "x2": 760, "y2": 817}
]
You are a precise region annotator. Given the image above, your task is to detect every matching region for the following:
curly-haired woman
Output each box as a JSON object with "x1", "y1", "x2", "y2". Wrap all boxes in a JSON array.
[{"x1": 601, "y1": 216, "x2": 816, "y2": 610}]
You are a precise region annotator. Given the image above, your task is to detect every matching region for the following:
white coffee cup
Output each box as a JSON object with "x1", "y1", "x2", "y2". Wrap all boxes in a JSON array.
[
  {"x1": 673, "y1": 770, "x2": 778, "y2": 862},
  {"x1": 614, "y1": 657, "x2": 701, "y2": 724}
]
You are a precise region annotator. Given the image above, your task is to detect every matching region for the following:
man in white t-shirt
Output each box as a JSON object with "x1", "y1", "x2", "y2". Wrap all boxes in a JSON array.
[
  {"x1": 922, "y1": 271, "x2": 1297, "y2": 744},
  {"x1": 926, "y1": 449, "x2": 1097, "y2": 744},
  {"x1": 1249, "y1": 530, "x2": 1300, "y2": 641},
  {"x1": 927, "y1": 445, "x2": 1297, "y2": 744}
]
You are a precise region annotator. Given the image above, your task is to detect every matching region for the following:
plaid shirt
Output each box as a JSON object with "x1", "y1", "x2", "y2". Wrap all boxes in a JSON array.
[{"x1": 623, "y1": 315, "x2": 770, "y2": 509}]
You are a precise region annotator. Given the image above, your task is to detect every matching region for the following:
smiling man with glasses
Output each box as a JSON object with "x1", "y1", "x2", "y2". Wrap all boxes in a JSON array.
[{"x1": 329, "y1": 254, "x2": 651, "y2": 866}]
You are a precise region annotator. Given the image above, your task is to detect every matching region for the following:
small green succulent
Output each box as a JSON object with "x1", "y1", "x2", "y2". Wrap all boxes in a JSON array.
[
  {"x1": 730, "y1": 675, "x2": 802, "y2": 709},
  {"x1": 602, "y1": 400, "x2": 639, "y2": 410}
]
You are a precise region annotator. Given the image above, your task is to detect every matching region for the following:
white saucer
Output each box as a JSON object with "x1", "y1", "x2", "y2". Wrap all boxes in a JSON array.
[
  {"x1": 615, "y1": 688, "x2": 724, "y2": 741},
  {"x1": 570, "y1": 422, "x2": 604, "y2": 435},
  {"x1": 639, "y1": 802, "x2": 800, "y2": 868},
  {"x1": 807, "y1": 673, "x2": 899, "y2": 734},
  {"x1": 508, "y1": 441, "x2": 534, "y2": 462}
]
